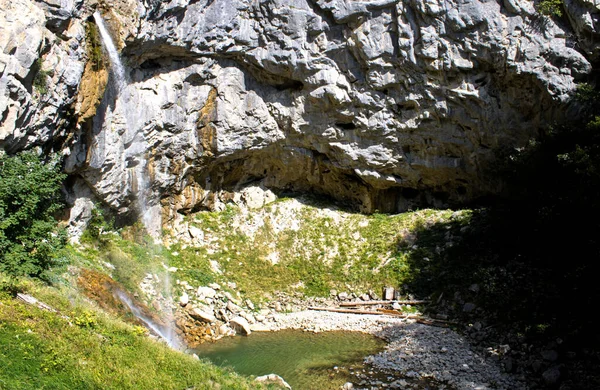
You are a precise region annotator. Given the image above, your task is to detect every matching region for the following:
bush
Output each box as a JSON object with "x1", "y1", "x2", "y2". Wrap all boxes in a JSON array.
[
  {"x1": 33, "y1": 58, "x2": 51, "y2": 95},
  {"x1": 0, "y1": 152, "x2": 67, "y2": 278},
  {"x1": 536, "y1": 0, "x2": 563, "y2": 17}
]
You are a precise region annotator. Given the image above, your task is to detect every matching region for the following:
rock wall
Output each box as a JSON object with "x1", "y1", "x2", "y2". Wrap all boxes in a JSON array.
[{"x1": 0, "y1": 0, "x2": 597, "y2": 234}]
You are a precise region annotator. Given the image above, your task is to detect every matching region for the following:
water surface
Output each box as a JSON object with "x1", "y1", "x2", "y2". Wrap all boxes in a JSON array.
[{"x1": 194, "y1": 330, "x2": 386, "y2": 389}]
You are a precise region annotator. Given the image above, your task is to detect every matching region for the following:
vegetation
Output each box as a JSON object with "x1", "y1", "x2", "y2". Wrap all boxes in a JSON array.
[
  {"x1": 0, "y1": 278, "x2": 259, "y2": 390},
  {"x1": 177, "y1": 200, "x2": 466, "y2": 301},
  {"x1": 85, "y1": 21, "x2": 104, "y2": 71},
  {"x1": 536, "y1": 0, "x2": 563, "y2": 17},
  {"x1": 0, "y1": 152, "x2": 67, "y2": 280},
  {"x1": 33, "y1": 58, "x2": 52, "y2": 95}
]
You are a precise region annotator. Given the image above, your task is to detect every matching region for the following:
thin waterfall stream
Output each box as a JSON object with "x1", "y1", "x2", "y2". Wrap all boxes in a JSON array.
[{"x1": 93, "y1": 10, "x2": 179, "y2": 350}]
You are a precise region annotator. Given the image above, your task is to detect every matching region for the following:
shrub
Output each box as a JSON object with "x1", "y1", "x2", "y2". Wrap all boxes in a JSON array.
[
  {"x1": 0, "y1": 152, "x2": 67, "y2": 278},
  {"x1": 536, "y1": 0, "x2": 563, "y2": 17},
  {"x1": 33, "y1": 58, "x2": 52, "y2": 95}
]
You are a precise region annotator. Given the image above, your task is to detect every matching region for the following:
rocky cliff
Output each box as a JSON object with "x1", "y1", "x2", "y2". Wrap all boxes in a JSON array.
[{"x1": 0, "y1": 0, "x2": 597, "y2": 236}]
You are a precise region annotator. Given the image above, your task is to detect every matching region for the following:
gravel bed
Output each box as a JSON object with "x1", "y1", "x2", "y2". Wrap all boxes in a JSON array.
[{"x1": 268, "y1": 311, "x2": 527, "y2": 390}]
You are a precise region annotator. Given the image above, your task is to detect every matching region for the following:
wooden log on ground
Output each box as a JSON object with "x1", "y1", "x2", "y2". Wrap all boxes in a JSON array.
[
  {"x1": 308, "y1": 306, "x2": 454, "y2": 328},
  {"x1": 339, "y1": 300, "x2": 430, "y2": 307},
  {"x1": 308, "y1": 307, "x2": 383, "y2": 315},
  {"x1": 376, "y1": 308, "x2": 421, "y2": 319}
]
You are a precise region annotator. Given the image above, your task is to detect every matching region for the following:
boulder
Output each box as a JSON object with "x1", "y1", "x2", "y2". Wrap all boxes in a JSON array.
[
  {"x1": 226, "y1": 301, "x2": 242, "y2": 314},
  {"x1": 230, "y1": 316, "x2": 252, "y2": 335},
  {"x1": 190, "y1": 308, "x2": 216, "y2": 324},
  {"x1": 197, "y1": 286, "x2": 217, "y2": 299},
  {"x1": 179, "y1": 292, "x2": 189, "y2": 307}
]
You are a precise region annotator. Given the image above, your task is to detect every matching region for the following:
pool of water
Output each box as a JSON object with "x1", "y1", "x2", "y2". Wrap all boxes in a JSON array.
[{"x1": 193, "y1": 330, "x2": 386, "y2": 389}]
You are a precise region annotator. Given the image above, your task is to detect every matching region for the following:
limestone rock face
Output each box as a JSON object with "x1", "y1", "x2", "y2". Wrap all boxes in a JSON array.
[
  {"x1": 564, "y1": 0, "x2": 600, "y2": 60},
  {"x1": 0, "y1": 0, "x2": 596, "y2": 232},
  {"x1": 0, "y1": 0, "x2": 88, "y2": 154}
]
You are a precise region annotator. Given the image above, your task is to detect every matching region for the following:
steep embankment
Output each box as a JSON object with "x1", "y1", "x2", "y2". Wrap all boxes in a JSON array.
[{"x1": 0, "y1": 279, "x2": 262, "y2": 390}]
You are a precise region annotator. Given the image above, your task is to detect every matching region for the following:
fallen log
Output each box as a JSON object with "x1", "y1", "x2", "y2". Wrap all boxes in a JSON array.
[
  {"x1": 17, "y1": 293, "x2": 58, "y2": 313},
  {"x1": 308, "y1": 307, "x2": 383, "y2": 315},
  {"x1": 376, "y1": 308, "x2": 404, "y2": 316},
  {"x1": 376, "y1": 309, "x2": 420, "y2": 319},
  {"x1": 339, "y1": 300, "x2": 429, "y2": 307},
  {"x1": 16, "y1": 293, "x2": 70, "y2": 320},
  {"x1": 308, "y1": 306, "x2": 455, "y2": 328}
]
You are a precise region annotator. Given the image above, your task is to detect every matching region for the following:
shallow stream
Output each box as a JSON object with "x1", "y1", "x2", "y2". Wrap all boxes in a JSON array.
[{"x1": 193, "y1": 330, "x2": 386, "y2": 389}]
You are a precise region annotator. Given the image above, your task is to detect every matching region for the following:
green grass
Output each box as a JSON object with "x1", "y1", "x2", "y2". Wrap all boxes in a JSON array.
[
  {"x1": 0, "y1": 279, "x2": 261, "y2": 390},
  {"x1": 184, "y1": 200, "x2": 469, "y2": 301}
]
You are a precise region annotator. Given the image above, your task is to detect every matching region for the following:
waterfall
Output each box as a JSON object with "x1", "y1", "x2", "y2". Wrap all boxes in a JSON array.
[
  {"x1": 115, "y1": 290, "x2": 181, "y2": 350},
  {"x1": 93, "y1": 11, "x2": 179, "y2": 350},
  {"x1": 93, "y1": 11, "x2": 127, "y2": 90}
]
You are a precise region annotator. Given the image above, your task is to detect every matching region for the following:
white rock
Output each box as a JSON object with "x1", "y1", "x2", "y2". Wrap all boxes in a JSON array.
[
  {"x1": 179, "y1": 292, "x2": 189, "y2": 307},
  {"x1": 230, "y1": 316, "x2": 252, "y2": 335},
  {"x1": 254, "y1": 374, "x2": 291, "y2": 389},
  {"x1": 197, "y1": 286, "x2": 217, "y2": 298},
  {"x1": 190, "y1": 308, "x2": 216, "y2": 323}
]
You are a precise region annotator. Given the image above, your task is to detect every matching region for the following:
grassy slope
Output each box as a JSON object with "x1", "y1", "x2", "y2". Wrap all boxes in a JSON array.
[
  {"x1": 0, "y1": 277, "x2": 259, "y2": 390},
  {"x1": 177, "y1": 199, "x2": 471, "y2": 301}
]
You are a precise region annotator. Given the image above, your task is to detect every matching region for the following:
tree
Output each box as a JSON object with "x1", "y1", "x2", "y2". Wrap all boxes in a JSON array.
[{"x1": 0, "y1": 152, "x2": 67, "y2": 278}]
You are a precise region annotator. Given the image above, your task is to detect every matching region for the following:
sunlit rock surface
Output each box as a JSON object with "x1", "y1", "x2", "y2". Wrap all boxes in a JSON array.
[{"x1": 0, "y1": 0, "x2": 595, "y2": 233}]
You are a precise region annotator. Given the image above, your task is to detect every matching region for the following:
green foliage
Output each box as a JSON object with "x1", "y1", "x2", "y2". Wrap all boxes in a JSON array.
[
  {"x1": 33, "y1": 58, "x2": 51, "y2": 95},
  {"x1": 80, "y1": 207, "x2": 113, "y2": 244},
  {"x1": 0, "y1": 152, "x2": 67, "y2": 279},
  {"x1": 74, "y1": 310, "x2": 97, "y2": 329},
  {"x1": 575, "y1": 83, "x2": 600, "y2": 106},
  {"x1": 85, "y1": 21, "x2": 104, "y2": 71},
  {"x1": 536, "y1": 0, "x2": 563, "y2": 16}
]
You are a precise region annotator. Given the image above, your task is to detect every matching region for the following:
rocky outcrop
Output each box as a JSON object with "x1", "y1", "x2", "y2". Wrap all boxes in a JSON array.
[
  {"x1": 0, "y1": 0, "x2": 88, "y2": 154},
  {"x1": 0, "y1": 0, "x2": 596, "y2": 233},
  {"x1": 564, "y1": 0, "x2": 600, "y2": 61}
]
